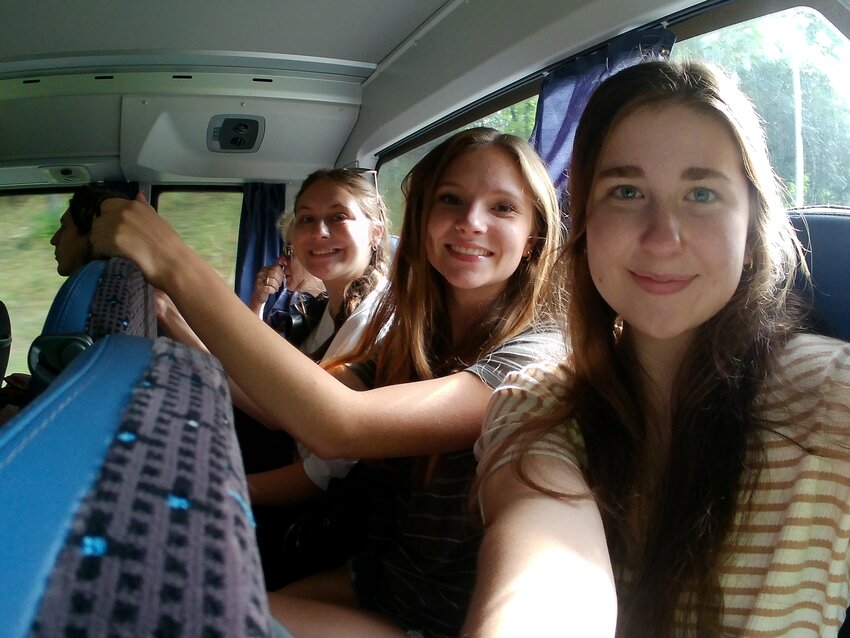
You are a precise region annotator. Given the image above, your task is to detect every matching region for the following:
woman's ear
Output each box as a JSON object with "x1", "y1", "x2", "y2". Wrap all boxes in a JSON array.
[
  {"x1": 523, "y1": 233, "x2": 538, "y2": 259},
  {"x1": 370, "y1": 221, "x2": 385, "y2": 248}
]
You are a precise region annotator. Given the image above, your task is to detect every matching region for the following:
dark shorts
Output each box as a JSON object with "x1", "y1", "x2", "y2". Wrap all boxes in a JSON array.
[{"x1": 348, "y1": 553, "x2": 425, "y2": 638}]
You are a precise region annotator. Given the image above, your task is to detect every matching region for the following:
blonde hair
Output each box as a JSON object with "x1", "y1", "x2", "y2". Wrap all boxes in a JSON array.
[{"x1": 276, "y1": 210, "x2": 295, "y2": 245}]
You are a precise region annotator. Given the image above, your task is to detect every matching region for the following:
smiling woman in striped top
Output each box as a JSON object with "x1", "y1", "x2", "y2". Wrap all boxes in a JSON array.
[{"x1": 468, "y1": 60, "x2": 850, "y2": 637}]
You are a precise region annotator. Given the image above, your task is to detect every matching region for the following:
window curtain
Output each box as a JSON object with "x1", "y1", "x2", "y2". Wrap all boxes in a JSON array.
[
  {"x1": 234, "y1": 183, "x2": 286, "y2": 304},
  {"x1": 530, "y1": 26, "x2": 676, "y2": 200}
]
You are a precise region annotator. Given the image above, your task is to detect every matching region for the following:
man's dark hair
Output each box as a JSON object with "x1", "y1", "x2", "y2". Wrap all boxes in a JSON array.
[{"x1": 67, "y1": 185, "x2": 128, "y2": 235}]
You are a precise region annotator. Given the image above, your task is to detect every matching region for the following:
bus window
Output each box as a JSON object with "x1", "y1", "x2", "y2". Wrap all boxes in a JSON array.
[
  {"x1": 378, "y1": 95, "x2": 539, "y2": 229},
  {"x1": 155, "y1": 190, "x2": 243, "y2": 288},
  {"x1": 672, "y1": 6, "x2": 850, "y2": 208},
  {"x1": 0, "y1": 192, "x2": 72, "y2": 375}
]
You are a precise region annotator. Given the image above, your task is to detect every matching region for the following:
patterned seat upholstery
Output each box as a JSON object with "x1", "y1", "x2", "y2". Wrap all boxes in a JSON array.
[{"x1": 0, "y1": 335, "x2": 270, "y2": 637}]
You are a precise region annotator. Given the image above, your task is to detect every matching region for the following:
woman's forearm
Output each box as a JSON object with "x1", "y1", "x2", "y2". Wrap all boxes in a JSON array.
[
  {"x1": 464, "y1": 462, "x2": 617, "y2": 637},
  {"x1": 247, "y1": 461, "x2": 322, "y2": 506}
]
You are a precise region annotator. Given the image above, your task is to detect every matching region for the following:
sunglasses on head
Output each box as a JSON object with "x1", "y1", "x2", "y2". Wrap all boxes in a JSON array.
[{"x1": 343, "y1": 166, "x2": 378, "y2": 190}]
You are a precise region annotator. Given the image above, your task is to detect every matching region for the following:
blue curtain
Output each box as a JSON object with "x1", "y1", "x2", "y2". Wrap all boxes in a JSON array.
[
  {"x1": 530, "y1": 27, "x2": 676, "y2": 199},
  {"x1": 234, "y1": 183, "x2": 285, "y2": 304}
]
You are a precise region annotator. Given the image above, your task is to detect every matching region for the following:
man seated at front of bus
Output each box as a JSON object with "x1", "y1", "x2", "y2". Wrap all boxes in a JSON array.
[
  {"x1": 466, "y1": 60, "x2": 850, "y2": 637},
  {"x1": 0, "y1": 185, "x2": 129, "y2": 412},
  {"x1": 51, "y1": 185, "x2": 128, "y2": 276}
]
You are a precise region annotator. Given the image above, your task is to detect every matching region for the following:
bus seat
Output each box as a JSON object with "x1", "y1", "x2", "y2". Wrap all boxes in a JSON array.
[
  {"x1": 29, "y1": 257, "x2": 157, "y2": 395},
  {"x1": 42, "y1": 257, "x2": 156, "y2": 339},
  {"x1": 40, "y1": 259, "x2": 107, "y2": 335},
  {"x1": 0, "y1": 300, "x2": 10, "y2": 380},
  {"x1": 0, "y1": 335, "x2": 270, "y2": 637},
  {"x1": 796, "y1": 209, "x2": 850, "y2": 638},
  {"x1": 789, "y1": 209, "x2": 850, "y2": 341}
]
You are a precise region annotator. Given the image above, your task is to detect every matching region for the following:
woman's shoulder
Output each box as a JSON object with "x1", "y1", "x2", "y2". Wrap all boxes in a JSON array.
[
  {"x1": 489, "y1": 359, "x2": 570, "y2": 407},
  {"x1": 468, "y1": 323, "x2": 567, "y2": 390},
  {"x1": 474, "y1": 360, "x2": 572, "y2": 464},
  {"x1": 759, "y1": 333, "x2": 850, "y2": 447},
  {"x1": 482, "y1": 361, "x2": 572, "y2": 445},
  {"x1": 490, "y1": 321, "x2": 568, "y2": 360},
  {"x1": 769, "y1": 333, "x2": 850, "y2": 390}
]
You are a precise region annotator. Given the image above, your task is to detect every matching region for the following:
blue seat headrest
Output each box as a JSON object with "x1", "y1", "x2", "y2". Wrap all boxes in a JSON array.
[
  {"x1": 41, "y1": 260, "x2": 107, "y2": 335},
  {"x1": 789, "y1": 209, "x2": 850, "y2": 342}
]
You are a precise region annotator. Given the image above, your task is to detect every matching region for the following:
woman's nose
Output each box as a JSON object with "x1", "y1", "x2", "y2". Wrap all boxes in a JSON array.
[
  {"x1": 640, "y1": 202, "x2": 683, "y2": 256},
  {"x1": 311, "y1": 218, "x2": 330, "y2": 238},
  {"x1": 454, "y1": 202, "x2": 487, "y2": 233}
]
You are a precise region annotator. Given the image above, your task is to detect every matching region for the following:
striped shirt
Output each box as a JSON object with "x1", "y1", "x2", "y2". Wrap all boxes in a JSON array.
[
  {"x1": 476, "y1": 333, "x2": 850, "y2": 636},
  {"x1": 354, "y1": 326, "x2": 566, "y2": 638}
]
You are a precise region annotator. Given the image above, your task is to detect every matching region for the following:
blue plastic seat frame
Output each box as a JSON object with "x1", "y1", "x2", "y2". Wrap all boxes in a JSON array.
[{"x1": 0, "y1": 335, "x2": 154, "y2": 636}]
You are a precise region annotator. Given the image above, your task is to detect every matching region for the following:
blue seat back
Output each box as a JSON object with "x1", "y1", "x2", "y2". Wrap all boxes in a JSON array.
[
  {"x1": 42, "y1": 257, "x2": 157, "y2": 339},
  {"x1": 41, "y1": 260, "x2": 107, "y2": 335},
  {"x1": 789, "y1": 209, "x2": 850, "y2": 341},
  {"x1": 30, "y1": 258, "x2": 157, "y2": 395},
  {"x1": 0, "y1": 335, "x2": 270, "y2": 637}
]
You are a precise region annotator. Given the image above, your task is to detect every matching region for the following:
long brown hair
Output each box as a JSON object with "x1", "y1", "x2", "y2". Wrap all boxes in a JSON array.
[
  {"x1": 338, "y1": 127, "x2": 563, "y2": 386},
  {"x1": 488, "y1": 61, "x2": 806, "y2": 636}
]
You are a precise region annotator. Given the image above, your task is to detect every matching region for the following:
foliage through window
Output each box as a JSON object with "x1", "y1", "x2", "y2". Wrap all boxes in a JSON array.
[
  {"x1": 0, "y1": 192, "x2": 74, "y2": 374},
  {"x1": 156, "y1": 190, "x2": 243, "y2": 288},
  {"x1": 672, "y1": 6, "x2": 850, "y2": 208},
  {"x1": 377, "y1": 96, "x2": 539, "y2": 230}
]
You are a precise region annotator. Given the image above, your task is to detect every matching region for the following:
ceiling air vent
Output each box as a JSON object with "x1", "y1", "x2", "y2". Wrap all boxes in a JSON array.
[
  {"x1": 206, "y1": 115, "x2": 265, "y2": 153},
  {"x1": 41, "y1": 165, "x2": 92, "y2": 184}
]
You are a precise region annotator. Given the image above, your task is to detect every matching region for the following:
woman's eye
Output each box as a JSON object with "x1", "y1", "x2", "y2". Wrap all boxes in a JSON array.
[
  {"x1": 493, "y1": 202, "x2": 518, "y2": 215},
  {"x1": 613, "y1": 185, "x2": 641, "y2": 200},
  {"x1": 689, "y1": 187, "x2": 716, "y2": 203},
  {"x1": 332, "y1": 213, "x2": 348, "y2": 222},
  {"x1": 296, "y1": 215, "x2": 313, "y2": 225},
  {"x1": 437, "y1": 193, "x2": 461, "y2": 205}
]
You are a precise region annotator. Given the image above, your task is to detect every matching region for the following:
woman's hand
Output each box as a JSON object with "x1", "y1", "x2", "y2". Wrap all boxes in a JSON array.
[
  {"x1": 249, "y1": 261, "x2": 285, "y2": 317},
  {"x1": 90, "y1": 192, "x2": 189, "y2": 290}
]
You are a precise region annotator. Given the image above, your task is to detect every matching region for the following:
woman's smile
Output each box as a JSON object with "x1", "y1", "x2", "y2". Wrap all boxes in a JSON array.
[
  {"x1": 629, "y1": 270, "x2": 697, "y2": 295},
  {"x1": 446, "y1": 243, "x2": 494, "y2": 260}
]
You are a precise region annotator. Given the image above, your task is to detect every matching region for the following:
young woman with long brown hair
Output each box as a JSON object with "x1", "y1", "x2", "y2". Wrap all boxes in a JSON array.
[{"x1": 468, "y1": 61, "x2": 850, "y2": 637}]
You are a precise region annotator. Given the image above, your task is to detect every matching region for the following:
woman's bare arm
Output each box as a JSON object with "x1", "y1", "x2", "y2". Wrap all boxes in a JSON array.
[
  {"x1": 92, "y1": 198, "x2": 493, "y2": 459},
  {"x1": 247, "y1": 461, "x2": 323, "y2": 506},
  {"x1": 462, "y1": 457, "x2": 617, "y2": 637},
  {"x1": 154, "y1": 289, "x2": 209, "y2": 352}
]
